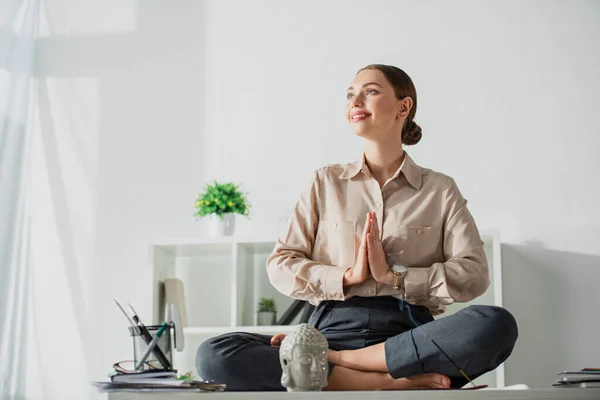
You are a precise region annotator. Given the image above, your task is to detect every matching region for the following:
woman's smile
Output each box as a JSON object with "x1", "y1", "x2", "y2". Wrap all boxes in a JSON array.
[{"x1": 351, "y1": 110, "x2": 371, "y2": 122}]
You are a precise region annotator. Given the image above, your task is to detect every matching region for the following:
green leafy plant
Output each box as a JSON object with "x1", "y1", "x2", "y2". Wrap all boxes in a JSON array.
[
  {"x1": 194, "y1": 181, "x2": 250, "y2": 219},
  {"x1": 177, "y1": 371, "x2": 194, "y2": 381},
  {"x1": 258, "y1": 297, "x2": 277, "y2": 313}
]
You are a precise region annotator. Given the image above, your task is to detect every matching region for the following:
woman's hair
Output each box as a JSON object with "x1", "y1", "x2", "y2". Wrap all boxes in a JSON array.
[{"x1": 357, "y1": 64, "x2": 422, "y2": 146}]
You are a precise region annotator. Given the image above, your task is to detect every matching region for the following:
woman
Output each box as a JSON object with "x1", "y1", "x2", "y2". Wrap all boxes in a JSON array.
[{"x1": 196, "y1": 64, "x2": 518, "y2": 391}]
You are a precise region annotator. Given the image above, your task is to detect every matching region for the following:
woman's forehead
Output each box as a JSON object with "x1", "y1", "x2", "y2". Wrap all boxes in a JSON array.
[{"x1": 349, "y1": 68, "x2": 388, "y2": 89}]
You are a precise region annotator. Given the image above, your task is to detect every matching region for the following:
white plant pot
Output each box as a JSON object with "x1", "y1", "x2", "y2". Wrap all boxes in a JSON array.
[
  {"x1": 207, "y1": 213, "x2": 236, "y2": 237},
  {"x1": 257, "y1": 311, "x2": 276, "y2": 326}
]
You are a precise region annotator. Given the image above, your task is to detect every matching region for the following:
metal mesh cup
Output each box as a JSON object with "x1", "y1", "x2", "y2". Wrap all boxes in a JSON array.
[{"x1": 128, "y1": 325, "x2": 173, "y2": 370}]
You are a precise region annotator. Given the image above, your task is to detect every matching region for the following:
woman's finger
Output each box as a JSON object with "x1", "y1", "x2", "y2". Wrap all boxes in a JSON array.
[
  {"x1": 357, "y1": 236, "x2": 367, "y2": 264},
  {"x1": 270, "y1": 333, "x2": 286, "y2": 347},
  {"x1": 359, "y1": 213, "x2": 372, "y2": 251},
  {"x1": 357, "y1": 214, "x2": 370, "y2": 257},
  {"x1": 362, "y1": 212, "x2": 371, "y2": 238},
  {"x1": 372, "y1": 213, "x2": 380, "y2": 238},
  {"x1": 366, "y1": 233, "x2": 374, "y2": 261}
]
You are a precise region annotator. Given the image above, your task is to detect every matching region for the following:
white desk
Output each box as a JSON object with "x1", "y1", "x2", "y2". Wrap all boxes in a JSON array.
[{"x1": 107, "y1": 388, "x2": 599, "y2": 400}]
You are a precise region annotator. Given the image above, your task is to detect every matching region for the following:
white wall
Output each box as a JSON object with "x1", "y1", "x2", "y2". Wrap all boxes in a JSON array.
[{"x1": 35, "y1": 0, "x2": 600, "y2": 390}]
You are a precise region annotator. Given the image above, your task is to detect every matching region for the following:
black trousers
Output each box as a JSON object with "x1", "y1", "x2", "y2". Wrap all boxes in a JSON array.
[{"x1": 196, "y1": 296, "x2": 518, "y2": 391}]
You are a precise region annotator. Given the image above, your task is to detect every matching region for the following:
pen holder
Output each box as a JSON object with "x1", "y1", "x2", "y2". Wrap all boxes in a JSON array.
[{"x1": 128, "y1": 325, "x2": 173, "y2": 370}]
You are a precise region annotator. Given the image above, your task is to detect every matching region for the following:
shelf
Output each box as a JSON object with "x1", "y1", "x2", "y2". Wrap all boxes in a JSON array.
[
  {"x1": 184, "y1": 325, "x2": 297, "y2": 335},
  {"x1": 150, "y1": 237, "x2": 276, "y2": 257},
  {"x1": 150, "y1": 236, "x2": 277, "y2": 247}
]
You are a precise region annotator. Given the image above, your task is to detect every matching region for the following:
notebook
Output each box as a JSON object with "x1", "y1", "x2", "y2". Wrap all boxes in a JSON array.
[
  {"x1": 111, "y1": 370, "x2": 178, "y2": 382},
  {"x1": 554, "y1": 368, "x2": 600, "y2": 388}
]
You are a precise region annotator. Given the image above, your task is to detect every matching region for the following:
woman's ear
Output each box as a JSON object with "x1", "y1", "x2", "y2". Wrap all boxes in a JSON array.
[{"x1": 397, "y1": 97, "x2": 413, "y2": 119}]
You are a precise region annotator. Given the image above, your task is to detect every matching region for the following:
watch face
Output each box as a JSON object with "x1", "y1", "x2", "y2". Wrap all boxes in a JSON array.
[{"x1": 392, "y1": 264, "x2": 407, "y2": 274}]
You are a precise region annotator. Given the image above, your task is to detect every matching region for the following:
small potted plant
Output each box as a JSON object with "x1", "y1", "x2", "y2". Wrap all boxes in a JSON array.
[
  {"x1": 257, "y1": 297, "x2": 277, "y2": 326},
  {"x1": 193, "y1": 181, "x2": 250, "y2": 237}
]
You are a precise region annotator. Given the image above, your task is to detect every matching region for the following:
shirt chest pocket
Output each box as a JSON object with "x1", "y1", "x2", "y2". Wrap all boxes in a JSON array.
[
  {"x1": 392, "y1": 225, "x2": 442, "y2": 267},
  {"x1": 313, "y1": 220, "x2": 356, "y2": 267}
]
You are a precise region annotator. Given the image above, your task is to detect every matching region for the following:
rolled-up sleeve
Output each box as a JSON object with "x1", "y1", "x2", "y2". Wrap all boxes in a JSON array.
[
  {"x1": 404, "y1": 177, "x2": 490, "y2": 304},
  {"x1": 266, "y1": 171, "x2": 349, "y2": 304}
]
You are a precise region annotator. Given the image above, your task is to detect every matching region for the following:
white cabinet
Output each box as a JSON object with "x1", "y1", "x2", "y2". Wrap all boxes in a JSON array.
[{"x1": 150, "y1": 230, "x2": 503, "y2": 386}]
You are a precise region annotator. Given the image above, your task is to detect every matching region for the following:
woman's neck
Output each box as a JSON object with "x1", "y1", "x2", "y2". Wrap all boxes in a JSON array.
[{"x1": 364, "y1": 141, "x2": 405, "y2": 187}]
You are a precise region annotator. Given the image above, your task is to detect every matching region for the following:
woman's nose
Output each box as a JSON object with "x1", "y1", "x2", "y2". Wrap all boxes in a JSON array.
[{"x1": 352, "y1": 93, "x2": 364, "y2": 107}]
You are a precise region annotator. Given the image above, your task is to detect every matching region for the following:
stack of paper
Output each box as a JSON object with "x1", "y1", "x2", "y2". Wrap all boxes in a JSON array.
[
  {"x1": 94, "y1": 381, "x2": 226, "y2": 393},
  {"x1": 93, "y1": 369, "x2": 226, "y2": 393},
  {"x1": 111, "y1": 369, "x2": 177, "y2": 383},
  {"x1": 554, "y1": 369, "x2": 600, "y2": 388},
  {"x1": 94, "y1": 380, "x2": 226, "y2": 393}
]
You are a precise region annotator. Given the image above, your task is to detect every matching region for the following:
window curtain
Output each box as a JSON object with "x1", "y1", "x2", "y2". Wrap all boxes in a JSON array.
[
  {"x1": 2, "y1": 1, "x2": 98, "y2": 398},
  {"x1": 0, "y1": 0, "x2": 39, "y2": 398}
]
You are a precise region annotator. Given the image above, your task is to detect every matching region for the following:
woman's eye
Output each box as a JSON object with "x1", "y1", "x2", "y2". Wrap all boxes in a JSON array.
[
  {"x1": 367, "y1": 89, "x2": 378, "y2": 95},
  {"x1": 346, "y1": 93, "x2": 354, "y2": 100}
]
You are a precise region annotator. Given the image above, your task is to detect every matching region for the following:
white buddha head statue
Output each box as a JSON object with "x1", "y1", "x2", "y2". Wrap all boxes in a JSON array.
[{"x1": 279, "y1": 323, "x2": 329, "y2": 391}]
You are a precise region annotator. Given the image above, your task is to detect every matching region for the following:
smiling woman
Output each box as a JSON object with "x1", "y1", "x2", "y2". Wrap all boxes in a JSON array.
[
  {"x1": 195, "y1": 64, "x2": 518, "y2": 392},
  {"x1": 345, "y1": 65, "x2": 422, "y2": 147}
]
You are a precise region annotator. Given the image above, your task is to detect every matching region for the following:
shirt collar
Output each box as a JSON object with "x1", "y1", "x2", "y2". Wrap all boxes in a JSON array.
[
  {"x1": 339, "y1": 151, "x2": 422, "y2": 190},
  {"x1": 338, "y1": 154, "x2": 369, "y2": 180}
]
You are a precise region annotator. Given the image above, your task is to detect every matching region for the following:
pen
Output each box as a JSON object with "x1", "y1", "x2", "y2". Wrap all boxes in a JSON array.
[
  {"x1": 135, "y1": 322, "x2": 169, "y2": 370},
  {"x1": 127, "y1": 303, "x2": 172, "y2": 370}
]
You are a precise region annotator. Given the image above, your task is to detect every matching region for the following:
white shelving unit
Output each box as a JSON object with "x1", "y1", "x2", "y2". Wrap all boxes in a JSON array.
[
  {"x1": 150, "y1": 230, "x2": 504, "y2": 386},
  {"x1": 150, "y1": 236, "x2": 297, "y2": 375}
]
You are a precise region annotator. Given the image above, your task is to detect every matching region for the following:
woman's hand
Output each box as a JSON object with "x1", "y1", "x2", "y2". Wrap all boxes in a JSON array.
[
  {"x1": 367, "y1": 213, "x2": 395, "y2": 285},
  {"x1": 343, "y1": 212, "x2": 373, "y2": 287},
  {"x1": 270, "y1": 333, "x2": 286, "y2": 347}
]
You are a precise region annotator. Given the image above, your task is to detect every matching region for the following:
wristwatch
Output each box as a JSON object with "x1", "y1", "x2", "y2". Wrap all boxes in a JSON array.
[{"x1": 391, "y1": 264, "x2": 408, "y2": 290}]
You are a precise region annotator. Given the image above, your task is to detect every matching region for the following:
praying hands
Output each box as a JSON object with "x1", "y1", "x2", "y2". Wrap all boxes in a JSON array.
[{"x1": 344, "y1": 211, "x2": 395, "y2": 287}]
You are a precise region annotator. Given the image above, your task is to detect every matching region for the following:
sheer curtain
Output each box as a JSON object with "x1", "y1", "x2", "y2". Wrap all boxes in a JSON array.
[
  {"x1": 2, "y1": 1, "x2": 98, "y2": 399},
  {"x1": 0, "y1": 0, "x2": 39, "y2": 398}
]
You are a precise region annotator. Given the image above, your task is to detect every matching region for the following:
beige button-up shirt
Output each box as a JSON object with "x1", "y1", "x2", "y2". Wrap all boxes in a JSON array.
[{"x1": 266, "y1": 152, "x2": 489, "y2": 315}]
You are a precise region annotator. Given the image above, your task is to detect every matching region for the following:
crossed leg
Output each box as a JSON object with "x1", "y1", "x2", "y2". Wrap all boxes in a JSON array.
[
  {"x1": 196, "y1": 305, "x2": 517, "y2": 391},
  {"x1": 197, "y1": 332, "x2": 449, "y2": 391}
]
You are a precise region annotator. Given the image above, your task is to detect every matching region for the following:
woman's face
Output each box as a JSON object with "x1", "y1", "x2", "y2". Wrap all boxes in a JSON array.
[{"x1": 345, "y1": 69, "x2": 410, "y2": 141}]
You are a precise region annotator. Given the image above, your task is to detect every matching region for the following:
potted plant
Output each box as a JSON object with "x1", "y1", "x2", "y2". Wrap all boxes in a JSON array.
[
  {"x1": 193, "y1": 181, "x2": 250, "y2": 237},
  {"x1": 257, "y1": 297, "x2": 277, "y2": 326}
]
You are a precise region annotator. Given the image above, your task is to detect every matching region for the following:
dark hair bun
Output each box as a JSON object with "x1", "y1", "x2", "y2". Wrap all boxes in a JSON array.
[{"x1": 402, "y1": 120, "x2": 422, "y2": 146}]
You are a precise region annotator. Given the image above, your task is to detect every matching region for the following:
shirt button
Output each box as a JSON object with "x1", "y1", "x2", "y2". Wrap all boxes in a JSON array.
[
  {"x1": 332, "y1": 223, "x2": 337, "y2": 228},
  {"x1": 376, "y1": 202, "x2": 382, "y2": 208},
  {"x1": 368, "y1": 289, "x2": 375, "y2": 296},
  {"x1": 416, "y1": 228, "x2": 422, "y2": 235}
]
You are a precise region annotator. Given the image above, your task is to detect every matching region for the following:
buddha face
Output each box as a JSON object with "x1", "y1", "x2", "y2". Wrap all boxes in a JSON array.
[
  {"x1": 279, "y1": 324, "x2": 329, "y2": 391},
  {"x1": 287, "y1": 346, "x2": 328, "y2": 390}
]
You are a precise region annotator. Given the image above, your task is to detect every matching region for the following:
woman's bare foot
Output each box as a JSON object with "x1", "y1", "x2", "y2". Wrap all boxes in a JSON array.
[
  {"x1": 386, "y1": 372, "x2": 451, "y2": 390},
  {"x1": 326, "y1": 365, "x2": 451, "y2": 390}
]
